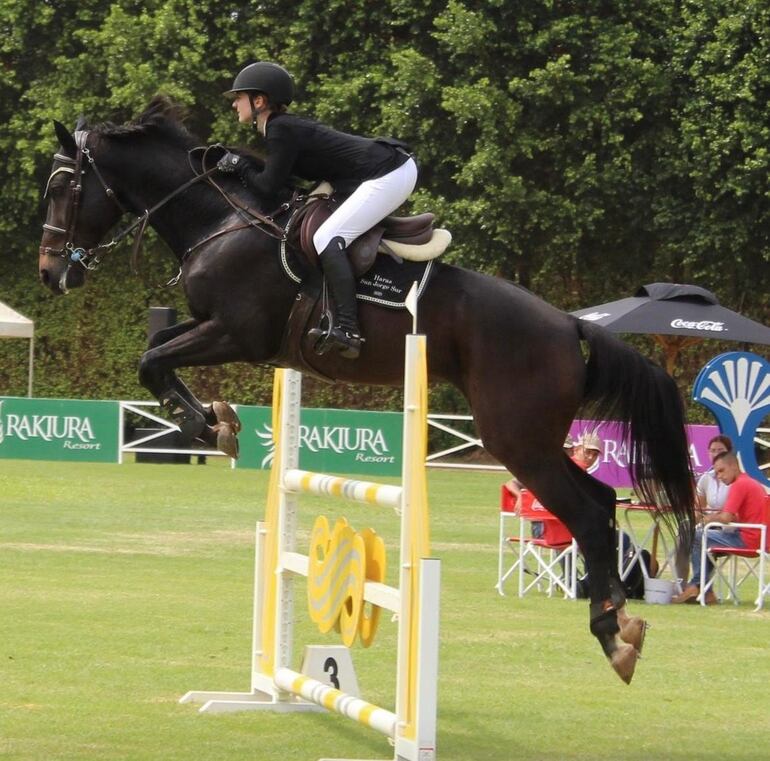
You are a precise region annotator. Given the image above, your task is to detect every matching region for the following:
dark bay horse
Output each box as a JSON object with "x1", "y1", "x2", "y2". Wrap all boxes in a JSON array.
[{"x1": 38, "y1": 97, "x2": 694, "y2": 683}]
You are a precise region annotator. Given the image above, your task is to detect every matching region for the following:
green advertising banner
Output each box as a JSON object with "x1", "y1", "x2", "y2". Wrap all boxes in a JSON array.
[
  {"x1": 0, "y1": 397, "x2": 120, "y2": 463},
  {"x1": 234, "y1": 405, "x2": 403, "y2": 476}
]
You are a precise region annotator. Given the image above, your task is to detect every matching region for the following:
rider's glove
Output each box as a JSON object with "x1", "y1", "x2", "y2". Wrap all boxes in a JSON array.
[{"x1": 217, "y1": 151, "x2": 243, "y2": 173}]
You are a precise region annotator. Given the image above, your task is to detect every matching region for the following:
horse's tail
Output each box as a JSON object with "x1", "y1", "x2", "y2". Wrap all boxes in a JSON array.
[{"x1": 576, "y1": 320, "x2": 695, "y2": 534}]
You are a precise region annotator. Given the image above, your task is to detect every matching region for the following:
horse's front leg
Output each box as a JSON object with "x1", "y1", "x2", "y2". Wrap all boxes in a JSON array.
[
  {"x1": 138, "y1": 319, "x2": 246, "y2": 456},
  {"x1": 145, "y1": 318, "x2": 234, "y2": 430}
]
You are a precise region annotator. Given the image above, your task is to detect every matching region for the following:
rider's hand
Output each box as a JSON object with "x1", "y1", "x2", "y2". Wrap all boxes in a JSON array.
[{"x1": 217, "y1": 151, "x2": 242, "y2": 173}]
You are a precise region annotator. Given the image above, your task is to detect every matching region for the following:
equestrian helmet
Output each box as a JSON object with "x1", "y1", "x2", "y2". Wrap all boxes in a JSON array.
[{"x1": 225, "y1": 62, "x2": 294, "y2": 106}]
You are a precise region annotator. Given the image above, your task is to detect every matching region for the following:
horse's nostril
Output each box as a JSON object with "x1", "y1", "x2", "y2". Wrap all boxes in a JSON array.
[{"x1": 40, "y1": 269, "x2": 50, "y2": 287}]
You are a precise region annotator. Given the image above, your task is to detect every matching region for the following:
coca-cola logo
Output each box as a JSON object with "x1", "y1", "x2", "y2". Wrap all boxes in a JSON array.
[{"x1": 670, "y1": 318, "x2": 725, "y2": 332}]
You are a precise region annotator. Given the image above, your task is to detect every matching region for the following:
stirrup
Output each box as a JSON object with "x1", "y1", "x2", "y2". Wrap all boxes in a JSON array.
[
  {"x1": 308, "y1": 313, "x2": 363, "y2": 359},
  {"x1": 308, "y1": 310, "x2": 333, "y2": 351},
  {"x1": 310, "y1": 326, "x2": 363, "y2": 359}
]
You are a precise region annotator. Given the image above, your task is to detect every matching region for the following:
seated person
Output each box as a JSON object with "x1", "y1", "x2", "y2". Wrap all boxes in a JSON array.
[
  {"x1": 696, "y1": 434, "x2": 733, "y2": 519},
  {"x1": 673, "y1": 434, "x2": 734, "y2": 579},
  {"x1": 505, "y1": 434, "x2": 575, "y2": 539},
  {"x1": 503, "y1": 476, "x2": 523, "y2": 512},
  {"x1": 672, "y1": 451, "x2": 768, "y2": 604},
  {"x1": 573, "y1": 431, "x2": 602, "y2": 471}
]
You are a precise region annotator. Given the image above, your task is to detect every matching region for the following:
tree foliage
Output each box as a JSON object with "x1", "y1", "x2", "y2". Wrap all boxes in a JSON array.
[{"x1": 0, "y1": 0, "x2": 768, "y2": 408}]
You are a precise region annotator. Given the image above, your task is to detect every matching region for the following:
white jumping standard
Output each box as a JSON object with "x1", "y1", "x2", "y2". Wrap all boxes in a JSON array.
[{"x1": 181, "y1": 332, "x2": 440, "y2": 761}]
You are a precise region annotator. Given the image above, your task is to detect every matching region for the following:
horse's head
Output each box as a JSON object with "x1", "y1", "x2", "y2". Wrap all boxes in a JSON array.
[{"x1": 39, "y1": 120, "x2": 125, "y2": 294}]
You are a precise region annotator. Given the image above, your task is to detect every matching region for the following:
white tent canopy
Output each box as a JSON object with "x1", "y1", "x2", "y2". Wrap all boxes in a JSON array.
[{"x1": 0, "y1": 300, "x2": 34, "y2": 396}]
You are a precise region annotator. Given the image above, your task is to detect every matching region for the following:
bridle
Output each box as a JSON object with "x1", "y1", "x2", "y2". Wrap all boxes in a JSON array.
[
  {"x1": 40, "y1": 130, "x2": 226, "y2": 282},
  {"x1": 40, "y1": 130, "x2": 298, "y2": 292},
  {"x1": 40, "y1": 130, "x2": 129, "y2": 274}
]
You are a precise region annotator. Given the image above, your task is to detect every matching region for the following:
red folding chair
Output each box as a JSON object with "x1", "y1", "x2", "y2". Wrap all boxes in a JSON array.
[
  {"x1": 698, "y1": 495, "x2": 770, "y2": 610},
  {"x1": 496, "y1": 486, "x2": 578, "y2": 599},
  {"x1": 495, "y1": 484, "x2": 519, "y2": 595}
]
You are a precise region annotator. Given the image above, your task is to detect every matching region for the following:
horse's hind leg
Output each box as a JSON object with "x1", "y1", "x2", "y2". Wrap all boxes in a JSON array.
[
  {"x1": 459, "y1": 312, "x2": 636, "y2": 681},
  {"x1": 567, "y1": 462, "x2": 648, "y2": 656},
  {"x1": 483, "y1": 430, "x2": 638, "y2": 683},
  {"x1": 540, "y1": 462, "x2": 640, "y2": 682}
]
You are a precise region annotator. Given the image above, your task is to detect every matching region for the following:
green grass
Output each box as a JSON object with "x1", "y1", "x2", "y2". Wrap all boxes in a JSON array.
[{"x1": 1, "y1": 459, "x2": 769, "y2": 760}]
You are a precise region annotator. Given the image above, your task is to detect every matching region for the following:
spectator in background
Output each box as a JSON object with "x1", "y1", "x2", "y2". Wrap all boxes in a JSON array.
[
  {"x1": 503, "y1": 434, "x2": 576, "y2": 538},
  {"x1": 672, "y1": 451, "x2": 768, "y2": 605},
  {"x1": 574, "y1": 431, "x2": 602, "y2": 471},
  {"x1": 696, "y1": 434, "x2": 734, "y2": 518},
  {"x1": 673, "y1": 434, "x2": 734, "y2": 581}
]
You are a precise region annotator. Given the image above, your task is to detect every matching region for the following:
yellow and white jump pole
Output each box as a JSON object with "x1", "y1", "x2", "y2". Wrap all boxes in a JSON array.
[{"x1": 181, "y1": 313, "x2": 440, "y2": 761}]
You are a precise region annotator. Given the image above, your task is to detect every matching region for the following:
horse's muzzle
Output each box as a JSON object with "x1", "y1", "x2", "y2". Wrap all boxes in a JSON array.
[{"x1": 39, "y1": 254, "x2": 85, "y2": 295}]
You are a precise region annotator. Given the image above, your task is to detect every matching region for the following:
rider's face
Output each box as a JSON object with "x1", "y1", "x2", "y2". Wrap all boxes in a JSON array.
[
  {"x1": 232, "y1": 92, "x2": 268, "y2": 124},
  {"x1": 232, "y1": 92, "x2": 253, "y2": 123}
]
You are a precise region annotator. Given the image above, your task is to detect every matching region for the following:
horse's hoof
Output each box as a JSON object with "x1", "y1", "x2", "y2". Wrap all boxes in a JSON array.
[
  {"x1": 214, "y1": 422, "x2": 240, "y2": 459},
  {"x1": 212, "y1": 400, "x2": 241, "y2": 433},
  {"x1": 619, "y1": 616, "x2": 647, "y2": 655},
  {"x1": 609, "y1": 642, "x2": 638, "y2": 685}
]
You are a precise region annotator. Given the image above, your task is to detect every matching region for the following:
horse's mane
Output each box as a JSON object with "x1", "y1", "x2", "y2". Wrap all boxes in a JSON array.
[
  {"x1": 91, "y1": 95, "x2": 199, "y2": 150},
  {"x1": 88, "y1": 95, "x2": 274, "y2": 209}
]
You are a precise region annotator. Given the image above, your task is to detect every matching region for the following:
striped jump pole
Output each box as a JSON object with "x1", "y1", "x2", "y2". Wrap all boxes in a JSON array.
[
  {"x1": 181, "y1": 331, "x2": 440, "y2": 761},
  {"x1": 283, "y1": 469, "x2": 403, "y2": 509}
]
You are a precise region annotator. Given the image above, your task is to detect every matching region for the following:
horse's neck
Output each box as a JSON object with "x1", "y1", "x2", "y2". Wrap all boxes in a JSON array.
[{"x1": 110, "y1": 145, "x2": 233, "y2": 258}]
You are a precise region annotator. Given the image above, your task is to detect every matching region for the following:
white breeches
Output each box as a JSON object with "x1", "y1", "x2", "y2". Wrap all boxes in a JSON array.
[{"x1": 313, "y1": 157, "x2": 418, "y2": 253}]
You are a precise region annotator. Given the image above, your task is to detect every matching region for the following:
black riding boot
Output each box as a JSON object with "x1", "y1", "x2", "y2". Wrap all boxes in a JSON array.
[{"x1": 318, "y1": 237, "x2": 362, "y2": 359}]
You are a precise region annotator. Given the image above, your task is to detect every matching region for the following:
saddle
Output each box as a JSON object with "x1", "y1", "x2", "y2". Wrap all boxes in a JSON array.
[
  {"x1": 271, "y1": 184, "x2": 449, "y2": 382},
  {"x1": 290, "y1": 183, "x2": 452, "y2": 277}
]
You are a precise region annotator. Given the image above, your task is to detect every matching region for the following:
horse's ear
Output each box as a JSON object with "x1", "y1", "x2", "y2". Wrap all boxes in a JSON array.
[
  {"x1": 75, "y1": 114, "x2": 87, "y2": 131},
  {"x1": 53, "y1": 120, "x2": 77, "y2": 155}
]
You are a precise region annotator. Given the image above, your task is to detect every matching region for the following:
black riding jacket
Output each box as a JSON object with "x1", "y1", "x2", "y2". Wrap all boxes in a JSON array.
[{"x1": 238, "y1": 112, "x2": 411, "y2": 199}]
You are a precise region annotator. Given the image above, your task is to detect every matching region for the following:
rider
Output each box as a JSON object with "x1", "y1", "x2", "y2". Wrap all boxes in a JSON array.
[{"x1": 217, "y1": 61, "x2": 419, "y2": 360}]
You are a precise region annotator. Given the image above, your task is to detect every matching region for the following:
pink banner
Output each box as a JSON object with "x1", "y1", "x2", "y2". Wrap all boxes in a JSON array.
[{"x1": 570, "y1": 420, "x2": 718, "y2": 488}]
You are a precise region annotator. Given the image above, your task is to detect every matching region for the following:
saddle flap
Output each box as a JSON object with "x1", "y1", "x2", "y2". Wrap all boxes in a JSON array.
[
  {"x1": 300, "y1": 200, "x2": 334, "y2": 257},
  {"x1": 349, "y1": 226, "x2": 385, "y2": 277}
]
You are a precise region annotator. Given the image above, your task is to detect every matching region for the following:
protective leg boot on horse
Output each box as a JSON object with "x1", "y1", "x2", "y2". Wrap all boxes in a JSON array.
[
  {"x1": 160, "y1": 389, "x2": 207, "y2": 440},
  {"x1": 590, "y1": 600, "x2": 639, "y2": 685},
  {"x1": 609, "y1": 577, "x2": 648, "y2": 655},
  {"x1": 160, "y1": 390, "x2": 241, "y2": 459},
  {"x1": 310, "y1": 238, "x2": 363, "y2": 360}
]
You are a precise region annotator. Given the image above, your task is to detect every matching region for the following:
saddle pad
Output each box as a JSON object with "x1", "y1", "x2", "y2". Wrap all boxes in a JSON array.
[{"x1": 356, "y1": 255, "x2": 434, "y2": 309}]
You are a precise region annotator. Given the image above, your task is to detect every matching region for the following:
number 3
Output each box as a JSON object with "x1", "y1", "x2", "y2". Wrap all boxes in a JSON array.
[{"x1": 323, "y1": 656, "x2": 340, "y2": 689}]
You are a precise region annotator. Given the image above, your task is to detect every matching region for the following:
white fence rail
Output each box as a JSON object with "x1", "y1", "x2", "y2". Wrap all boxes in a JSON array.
[
  {"x1": 119, "y1": 402, "x2": 499, "y2": 471},
  {"x1": 118, "y1": 401, "x2": 227, "y2": 464}
]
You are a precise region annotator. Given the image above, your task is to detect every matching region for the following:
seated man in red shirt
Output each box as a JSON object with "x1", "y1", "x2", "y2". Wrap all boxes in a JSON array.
[{"x1": 672, "y1": 451, "x2": 768, "y2": 604}]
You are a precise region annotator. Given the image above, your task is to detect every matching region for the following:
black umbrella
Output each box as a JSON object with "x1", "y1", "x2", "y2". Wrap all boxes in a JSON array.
[{"x1": 571, "y1": 283, "x2": 770, "y2": 373}]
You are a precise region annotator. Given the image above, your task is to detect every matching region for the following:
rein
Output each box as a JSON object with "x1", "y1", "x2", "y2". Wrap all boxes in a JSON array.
[{"x1": 40, "y1": 132, "x2": 293, "y2": 289}]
